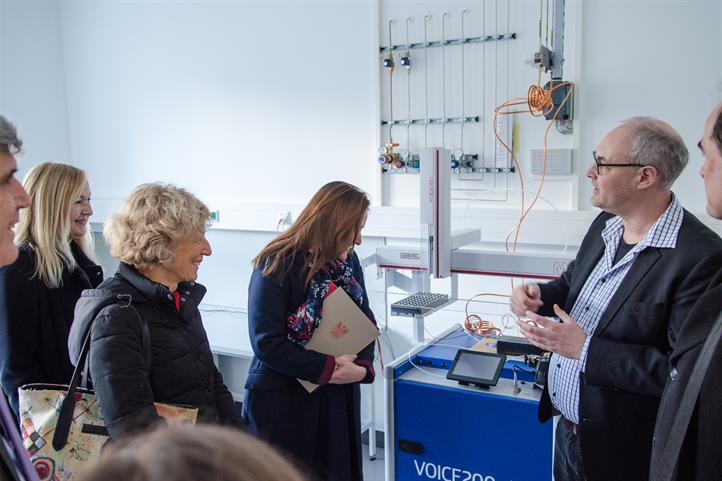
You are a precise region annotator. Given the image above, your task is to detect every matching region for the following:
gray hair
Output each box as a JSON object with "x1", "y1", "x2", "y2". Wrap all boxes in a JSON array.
[
  {"x1": 0, "y1": 115, "x2": 22, "y2": 154},
  {"x1": 621, "y1": 116, "x2": 688, "y2": 189}
]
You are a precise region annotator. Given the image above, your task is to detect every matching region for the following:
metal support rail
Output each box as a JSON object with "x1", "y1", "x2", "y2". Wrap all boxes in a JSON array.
[
  {"x1": 381, "y1": 116, "x2": 479, "y2": 126},
  {"x1": 383, "y1": 166, "x2": 516, "y2": 174},
  {"x1": 379, "y1": 32, "x2": 516, "y2": 53}
]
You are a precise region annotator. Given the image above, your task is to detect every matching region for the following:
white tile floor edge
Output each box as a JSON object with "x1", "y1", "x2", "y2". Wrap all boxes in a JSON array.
[{"x1": 362, "y1": 444, "x2": 386, "y2": 481}]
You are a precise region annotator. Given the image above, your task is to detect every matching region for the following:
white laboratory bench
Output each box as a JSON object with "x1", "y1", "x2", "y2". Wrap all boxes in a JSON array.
[
  {"x1": 199, "y1": 306, "x2": 253, "y2": 402},
  {"x1": 201, "y1": 306, "x2": 253, "y2": 358},
  {"x1": 200, "y1": 305, "x2": 379, "y2": 458}
]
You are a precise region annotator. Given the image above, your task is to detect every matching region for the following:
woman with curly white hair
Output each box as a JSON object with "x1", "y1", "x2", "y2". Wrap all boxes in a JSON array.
[{"x1": 68, "y1": 183, "x2": 241, "y2": 439}]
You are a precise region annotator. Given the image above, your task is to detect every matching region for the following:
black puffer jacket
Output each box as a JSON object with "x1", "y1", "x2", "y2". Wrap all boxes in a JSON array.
[{"x1": 68, "y1": 263, "x2": 241, "y2": 439}]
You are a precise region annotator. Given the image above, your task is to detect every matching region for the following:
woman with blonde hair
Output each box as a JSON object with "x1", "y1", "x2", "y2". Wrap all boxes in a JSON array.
[
  {"x1": 0, "y1": 162, "x2": 102, "y2": 421},
  {"x1": 68, "y1": 183, "x2": 241, "y2": 439},
  {"x1": 79, "y1": 424, "x2": 306, "y2": 481},
  {"x1": 244, "y1": 181, "x2": 376, "y2": 481}
]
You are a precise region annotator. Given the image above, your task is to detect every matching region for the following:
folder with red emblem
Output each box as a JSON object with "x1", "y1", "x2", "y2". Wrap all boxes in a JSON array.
[{"x1": 298, "y1": 283, "x2": 379, "y2": 393}]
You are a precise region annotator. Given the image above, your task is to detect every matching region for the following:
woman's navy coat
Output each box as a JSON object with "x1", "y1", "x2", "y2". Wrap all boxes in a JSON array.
[{"x1": 243, "y1": 252, "x2": 375, "y2": 481}]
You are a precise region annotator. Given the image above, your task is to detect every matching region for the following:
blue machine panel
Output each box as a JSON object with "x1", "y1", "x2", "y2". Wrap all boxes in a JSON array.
[
  {"x1": 414, "y1": 330, "x2": 480, "y2": 368},
  {"x1": 412, "y1": 330, "x2": 536, "y2": 382},
  {"x1": 389, "y1": 328, "x2": 552, "y2": 481},
  {"x1": 394, "y1": 378, "x2": 552, "y2": 481}
]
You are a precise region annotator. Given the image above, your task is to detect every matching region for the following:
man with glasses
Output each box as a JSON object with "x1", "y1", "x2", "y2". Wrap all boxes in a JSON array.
[{"x1": 510, "y1": 117, "x2": 722, "y2": 481}]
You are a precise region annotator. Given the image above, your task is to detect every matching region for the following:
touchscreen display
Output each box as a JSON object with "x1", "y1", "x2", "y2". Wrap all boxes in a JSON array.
[{"x1": 451, "y1": 352, "x2": 503, "y2": 380}]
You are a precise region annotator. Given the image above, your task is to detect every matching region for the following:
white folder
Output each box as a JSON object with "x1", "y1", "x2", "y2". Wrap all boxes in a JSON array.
[{"x1": 297, "y1": 285, "x2": 380, "y2": 393}]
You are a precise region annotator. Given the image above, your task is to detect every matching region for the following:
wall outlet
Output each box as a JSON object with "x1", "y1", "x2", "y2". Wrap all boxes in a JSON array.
[{"x1": 277, "y1": 211, "x2": 291, "y2": 226}]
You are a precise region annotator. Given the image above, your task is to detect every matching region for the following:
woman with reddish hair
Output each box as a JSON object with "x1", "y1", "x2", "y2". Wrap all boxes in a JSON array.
[{"x1": 244, "y1": 181, "x2": 376, "y2": 481}]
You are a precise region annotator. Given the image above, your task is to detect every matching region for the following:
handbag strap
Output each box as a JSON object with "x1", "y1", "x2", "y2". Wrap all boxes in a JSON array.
[
  {"x1": 52, "y1": 318, "x2": 93, "y2": 450},
  {"x1": 128, "y1": 303, "x2": 152, "y2": 369},
  {"x1": 655, "y1": 309, "x2": 722, "y2": 481},
  {"x1": 52, "y1": 294, "x2": 152, "y2": 451}
]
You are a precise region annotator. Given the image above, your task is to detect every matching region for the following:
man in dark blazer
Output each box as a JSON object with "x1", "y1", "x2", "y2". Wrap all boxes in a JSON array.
[
  {"x1": 649, "y1": 102, "x2": 722, "y2": 481},
  {"x1": 0, "y1": 114, "x2": 36, "y2": 481},
  {"x1": 511, "y1": 117, "x2": 722, "y2": 481}
]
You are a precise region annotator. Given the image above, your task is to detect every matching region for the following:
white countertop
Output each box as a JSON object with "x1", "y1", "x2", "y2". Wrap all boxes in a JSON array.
[{"x1": 199, "y1": 306, "x2": 254, "y2": 359}]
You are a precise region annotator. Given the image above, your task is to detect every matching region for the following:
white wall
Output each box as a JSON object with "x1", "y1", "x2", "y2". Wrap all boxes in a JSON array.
[
  {"x1": 0, "y1": 0, "x2": 70, "y2": 172},
  {"x1": 59, "y1": 0, "x2": 380, "y2": 206},
  {"x1": 9, "y1": 0, "x2": 720, "y2": 231},
  {"x1": 577, "y1": 0, "x2": 722, "y2": 213}
]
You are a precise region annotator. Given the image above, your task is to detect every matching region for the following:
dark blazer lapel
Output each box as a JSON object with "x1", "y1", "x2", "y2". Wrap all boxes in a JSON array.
[
  {"x1": 565, "y1": 241, "x2": 606, "y2": 311},
  {"x1": 593, "y1": 247, "x2": 662, "y2": 336}
]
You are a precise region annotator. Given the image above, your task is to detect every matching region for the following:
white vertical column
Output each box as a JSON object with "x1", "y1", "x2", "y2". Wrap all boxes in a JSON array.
[{"x1": 419, "y1": 147, "x2": 451, "y2": 279}]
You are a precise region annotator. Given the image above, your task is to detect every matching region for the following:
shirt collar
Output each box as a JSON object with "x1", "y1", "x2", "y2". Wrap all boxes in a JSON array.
[
  {"x1": 601, "y1": 193, "x2": 683, "y2": 251},
  {"x1": 602, "y1": 194, "x2": 684, "y2": 262}
]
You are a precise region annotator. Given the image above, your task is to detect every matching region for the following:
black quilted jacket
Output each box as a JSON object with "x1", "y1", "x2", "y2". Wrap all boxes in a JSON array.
[{"x1": 68, "y1": 263, "x2": 241, "y2": 439}]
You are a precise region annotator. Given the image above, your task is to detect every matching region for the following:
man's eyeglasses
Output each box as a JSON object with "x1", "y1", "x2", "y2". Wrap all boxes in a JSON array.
[{"x1": 592, "y1": 151, "x2": 645, "y2": 175}]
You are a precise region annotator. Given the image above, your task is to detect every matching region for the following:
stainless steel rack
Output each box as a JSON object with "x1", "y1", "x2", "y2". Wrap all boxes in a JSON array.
[{"x1": 379, "y1": 32, "x2": 516, "y2": 54}]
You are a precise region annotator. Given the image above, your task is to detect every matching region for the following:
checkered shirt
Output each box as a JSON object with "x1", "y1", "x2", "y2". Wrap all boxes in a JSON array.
[{"x1": 547, "y1": 196, "x2": 683, "y2": 424}]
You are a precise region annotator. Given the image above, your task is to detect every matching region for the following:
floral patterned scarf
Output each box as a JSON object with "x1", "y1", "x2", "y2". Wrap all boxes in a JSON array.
[{"x1": 286, "y1": 258, "x2": 364, "y2": 345}]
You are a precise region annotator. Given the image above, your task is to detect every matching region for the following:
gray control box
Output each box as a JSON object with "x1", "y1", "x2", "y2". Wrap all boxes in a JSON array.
[{"x1": 530, "y1": 148, "x2": 574, "y2": 175}]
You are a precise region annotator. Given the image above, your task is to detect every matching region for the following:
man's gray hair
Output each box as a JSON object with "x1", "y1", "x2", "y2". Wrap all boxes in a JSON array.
[
  {"x1": 621, "y1": 116, "x2": 688, "y2": 189},
  {"x1": 0, "y1": 115, "x2": 22, "y2": 154}
]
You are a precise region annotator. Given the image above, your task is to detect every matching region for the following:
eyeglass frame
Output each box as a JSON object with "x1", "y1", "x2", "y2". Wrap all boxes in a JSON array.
[{"x1": 592, "y1": 150, "x2": 646, "y2": 175}]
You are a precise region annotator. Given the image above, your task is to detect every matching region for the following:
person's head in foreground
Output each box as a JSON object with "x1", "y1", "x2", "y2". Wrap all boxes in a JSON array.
[{"x1": 79, "y1": 424, "x2": 307, "y2": 481}]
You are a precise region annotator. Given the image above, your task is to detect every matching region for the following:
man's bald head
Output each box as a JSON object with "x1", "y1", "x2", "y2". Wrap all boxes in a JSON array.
[{"x1": 619, "y1": 116, "x2": 688, "y2": 189}]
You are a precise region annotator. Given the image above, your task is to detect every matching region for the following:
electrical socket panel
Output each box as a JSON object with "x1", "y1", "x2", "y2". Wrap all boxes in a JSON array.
[
  {"x1": 530, "y1": 148, "x2": 574, "y2": 175},
  {"x1": 495, "y1": 115, "x2": 512, "y2": 168},
  {"x1": 277, "y1": 211, "x2": 291, "y2": 226}
]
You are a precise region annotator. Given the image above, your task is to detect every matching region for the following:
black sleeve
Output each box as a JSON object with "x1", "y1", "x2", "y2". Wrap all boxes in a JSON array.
[
  {"x1": 586, "y1": 250, "x2": 722, "y2": 397},
  {"x1": 351, "y1": 252, "x2": 376, "y2": 383},
  {"x1": 537, "y1": 259, "x2": 576, "y2": 317},
  {"x1": 211, "y1": 364, "x2": 242, "y2": 426},
  {"x1": 0, "y1": 260, "x2": 43, "y2": 418},
  {"x1": 247, "y1": 267, "x2": 334, "y2": 383},
  {"x1": 89, "y1": 306, "x2": 162, "y2": 439}
]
